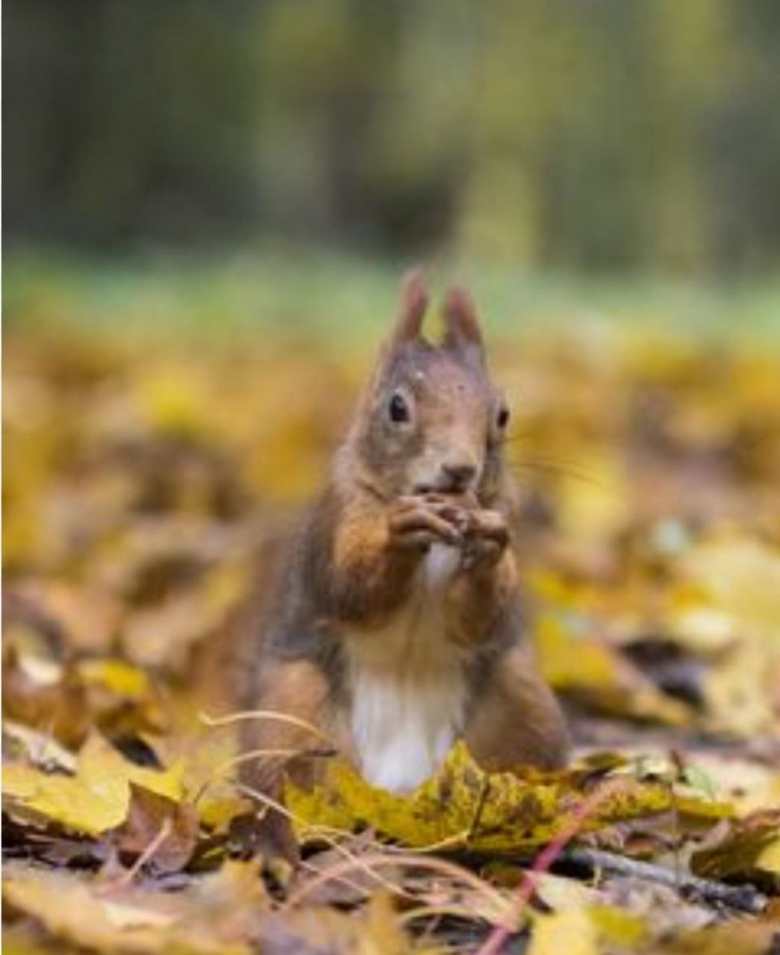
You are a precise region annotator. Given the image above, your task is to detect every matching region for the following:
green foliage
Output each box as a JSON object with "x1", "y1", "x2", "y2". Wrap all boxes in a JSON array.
[{"x1": 6, "y1": 1, "x2": 780, "y2": 271}]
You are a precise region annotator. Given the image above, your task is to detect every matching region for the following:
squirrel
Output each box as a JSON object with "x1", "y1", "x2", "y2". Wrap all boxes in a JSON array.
[{"x1": 237, "y1": 270, "x2": 569, "y2": 807}]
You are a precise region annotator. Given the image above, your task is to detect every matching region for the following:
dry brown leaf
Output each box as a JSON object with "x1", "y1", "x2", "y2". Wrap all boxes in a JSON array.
[
  {"x1": 109, "y1": 783, "x2": 199, "y2": 873},
  {"x1": 691, "y1": 809, "x2": 780, "y2": 890}
]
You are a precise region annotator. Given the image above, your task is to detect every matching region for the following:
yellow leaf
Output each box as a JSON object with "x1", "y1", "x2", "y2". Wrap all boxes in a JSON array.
[
  {"x1": 77, "y1": 658, "x2": 151, "y2": 698},
  {"x1": 3, "y1": 732, "x2": 184, "y2": 835},
  {"x1": 692, "y1": 810, "x2": 780, "y2": 886},
  {"x1": 682, "y1": 535, "x2": 780, "y2": 640},
  {"x1": 528, "y1": 902, "x2": 645, "y2": 955},
  {"x1": 102, "y1": 902, "x2": 175, "y2": 931},
  {"x1": 588, "y1": 905, "x2": 647, "y2": 948},
  {"x1": 2, "y1": 859, "x2": 265, "y2": 955},
  {"x1": 286, "y1": 741, "x2": 728, "y2": 852},
  {"x1": 138, "y1": 367, "x2": 216, "y2": 441},
  {"x1": 534, "y1": 613, "x2": 616, "y2": 688},
  {"x1": 528, "y1": 907, "x2": 598, "y2": 955},
  {"x1": 681, "y1": 535, "x2": 780, "y2": 734},
  {"x1": 757, "y1": 837, "x2": 780, "y2": 875},
  {"x1": 534, "y1": 613, "x2": 692, "y2": 726}
]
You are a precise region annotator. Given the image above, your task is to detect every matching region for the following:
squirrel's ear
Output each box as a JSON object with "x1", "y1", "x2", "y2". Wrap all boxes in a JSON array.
[
  {"x1": 443, "y1": 286, "x2": 485, "y2": 364},
  {"x1": 389, "y1": 267, "x2": 428, "y2": 344}
]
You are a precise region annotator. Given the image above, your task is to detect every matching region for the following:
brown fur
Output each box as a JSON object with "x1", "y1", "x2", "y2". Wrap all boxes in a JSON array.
[{"x1": 238, "y1": 271, "x2": 569, "y2": 810}]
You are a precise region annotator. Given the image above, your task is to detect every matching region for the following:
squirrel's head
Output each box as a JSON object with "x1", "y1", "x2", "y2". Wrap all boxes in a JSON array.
[{"x1": 347, "y1": 269, "x2": 510, "y2": 502}]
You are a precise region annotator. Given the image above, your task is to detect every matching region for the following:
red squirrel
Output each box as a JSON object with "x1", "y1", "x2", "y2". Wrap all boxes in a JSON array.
[{"x1": 238, "y1": 271, "x2": 568, "y2": 800}]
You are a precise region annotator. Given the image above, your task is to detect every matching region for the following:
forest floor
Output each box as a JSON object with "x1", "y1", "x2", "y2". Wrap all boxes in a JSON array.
[{"x1": 3, "y1": 254, "x2": 780, "y2": 954}]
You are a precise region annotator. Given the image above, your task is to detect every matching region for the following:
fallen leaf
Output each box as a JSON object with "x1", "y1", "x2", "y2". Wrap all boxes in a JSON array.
[
  {"x1": 78, "y1": 658, "x2": 152, "y2": 699},
  {"x1": 528, "y1": 907, "x2": 598, "y2": 955},
  {"x1": 681, "y1": 535, "x2": 780, "y2": 735},
  {"x1": 662, "y1": 920, "x2": 780, "y2": 955},
  {"x1": 533, "y1": 610, "x2": 694, "y2": 726},
  {"x1": 3, "y1": 720, "x2": 77, "y2": 773},
  {"x1": 285, "y1": 741, "x2": 731, "y2": 853},
  {"x1": 109, "y1": 783, "x2": 199, "y2": 873},
  {"x1": 3, "y1": 858, "x2": 270, "y2": 955},
  {"x1": 258, "y1": 892, "x2": 412, "y2": 955},
  {"x1": 691, "y1": 809, "x2": 780, "y2": 890},
  {"x1": 3, "y1": 732, "x2": 184, "y2": 836}
]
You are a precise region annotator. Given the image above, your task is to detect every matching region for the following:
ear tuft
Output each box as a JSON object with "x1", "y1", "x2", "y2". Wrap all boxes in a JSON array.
[
  {"x1": 391, "y1": 267, "x2": 428, "y2": 344},
  {"x1": 443, "y1": 285, "x2": 484, "y2": 359}
]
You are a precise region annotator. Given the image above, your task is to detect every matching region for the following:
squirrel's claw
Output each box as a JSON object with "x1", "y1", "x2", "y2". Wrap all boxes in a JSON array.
[
  {"x1": 461, "y1": 509, "x2": 509, "y2": 570},
  {"x1": 388, "y1": 496, "x2": 463, "y2": 550}
]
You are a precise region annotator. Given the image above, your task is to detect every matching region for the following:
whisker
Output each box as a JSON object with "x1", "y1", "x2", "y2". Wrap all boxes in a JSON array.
[{"x1": 511, "y1": 458, "x2": 613, "y2": 490}]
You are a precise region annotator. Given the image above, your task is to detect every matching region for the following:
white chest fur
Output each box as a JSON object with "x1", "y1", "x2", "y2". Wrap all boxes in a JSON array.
[{"x1": 347, "y1": 544, "x2": 467, "y2": 793}]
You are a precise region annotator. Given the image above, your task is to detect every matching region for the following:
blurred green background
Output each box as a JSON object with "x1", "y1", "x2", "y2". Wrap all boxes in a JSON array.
[{"x1": 5, "y1": 0, "x2": 780, "y2": 334}]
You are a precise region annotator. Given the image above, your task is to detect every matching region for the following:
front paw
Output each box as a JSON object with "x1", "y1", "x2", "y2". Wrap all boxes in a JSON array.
[
  {"x1": 388, "y1": 495, "x2": 465, "y2": 552},
  {"x1": 461, "y1": 509, "x2": 509, "y2": 569}
]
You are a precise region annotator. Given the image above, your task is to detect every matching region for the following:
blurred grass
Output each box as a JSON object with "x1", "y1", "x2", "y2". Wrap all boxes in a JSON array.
[{"x1": 6, "y1": 246, "x2": 780, "y2": 349}]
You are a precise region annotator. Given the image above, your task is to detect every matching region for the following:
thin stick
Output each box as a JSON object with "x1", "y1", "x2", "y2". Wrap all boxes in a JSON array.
[
  {"x1": 397, "y1": 903, "x2": 491, "y2": 927},
  {"x1": 198, "y1": 709, "x2": 331, "y2": 744},
  {"x1": 298, "y1": 857, "x2": 377, "y2": 903},
  {"x1": 98, "y1": 817, "x2": 173, "y2": 894},
  {"x1": 560, "y1": 847, "x2": 767, "y2": 915},
  {"x1": 236, "y1": 782, "x2": 414, "y2": 902},
  {"x1": 382, "y1": 831, "x2": 472, "y2": 855},
  {"x1": 282, "y1": 851, "x2": 511, "y2": 922},
  {"x1": 466, "y1": 778, "x2": 490, "y2": 843},
  {"x1": 190, "y1": 743, "x2": 335, "y2": 811},
  {"x1": 474, "y1": 778, "x2": 625, "y2": 955},
  {"x1": 211, "y1": 745, "x2": 335, "y2": 778}
]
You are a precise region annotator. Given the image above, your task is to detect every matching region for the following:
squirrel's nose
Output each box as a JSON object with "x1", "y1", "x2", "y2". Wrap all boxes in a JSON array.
[{"x1": 441, "y1": 460, "x2": 477, "y2": 491}]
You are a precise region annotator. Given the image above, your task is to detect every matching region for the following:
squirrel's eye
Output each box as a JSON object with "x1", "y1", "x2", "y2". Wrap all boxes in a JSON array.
[
  {"x1": 389, "y1": 392, "x2": 410, "y2": 423},
  {"x1": 497, "y1": 406, "x2": 510, "y2": 429}
]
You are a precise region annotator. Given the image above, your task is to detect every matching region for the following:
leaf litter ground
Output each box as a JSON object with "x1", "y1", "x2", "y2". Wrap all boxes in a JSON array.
[{"x1": 4, "y1": 312, "x2": 780, "y2": 954}]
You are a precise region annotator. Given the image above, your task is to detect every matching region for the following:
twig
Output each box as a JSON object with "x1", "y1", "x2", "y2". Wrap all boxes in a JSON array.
[
  {"x1": 466, "y1": 778, "x2": 490, "y2": 844},
  {"x1": 559, "y1": 847, "x2": 768, "y2": 915},
  {"x1": 282, "y1": 851, "x2": 511, "y2": 922},
  {"x1": 474, "y1": 778, "x2": 625, "y2": 955},
  {"x1": 235, "y1": 782, "x2": 416, "y2": 903},
  {"x1": 97, "y1": 817, "x2": 173, "y2": 894},
  {"x1": 198, "y1": 708, "x2": 332, "y2": 745}
]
